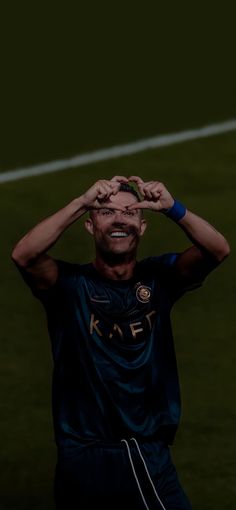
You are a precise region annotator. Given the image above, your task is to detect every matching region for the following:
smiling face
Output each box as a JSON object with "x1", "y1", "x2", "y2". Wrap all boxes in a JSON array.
[{"x1": 85, "y1": 191, "x2": 147, "y2": 259}]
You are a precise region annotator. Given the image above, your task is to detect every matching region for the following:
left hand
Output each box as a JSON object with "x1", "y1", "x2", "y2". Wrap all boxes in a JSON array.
[{"x1": 127, "y1": 176, "x2": 174, "y2": 212}]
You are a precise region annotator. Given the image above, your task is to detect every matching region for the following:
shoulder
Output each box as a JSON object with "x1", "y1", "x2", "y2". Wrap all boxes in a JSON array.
[
  {"x1": 27, "y1": 259, "x2": 83, "y2": 301},
  {"x1": 56, "y1": 259, "x2": 81, "y2": 278},
  {"x1": 138, "y1": 253, "x2": 180, "y2": 274},
  {"x1": 50, "y1": 259, "x2": 91, "y2": 288}
]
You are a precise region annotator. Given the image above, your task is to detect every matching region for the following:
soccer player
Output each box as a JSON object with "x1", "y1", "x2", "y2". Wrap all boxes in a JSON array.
[{"x1": 11, "y1": 176, "x2": 230, "y2": 510}]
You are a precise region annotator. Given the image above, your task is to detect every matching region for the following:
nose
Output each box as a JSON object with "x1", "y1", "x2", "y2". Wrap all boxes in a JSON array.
[{"x1": 112, "y1": 210, "x2": 127, "y2": 224}]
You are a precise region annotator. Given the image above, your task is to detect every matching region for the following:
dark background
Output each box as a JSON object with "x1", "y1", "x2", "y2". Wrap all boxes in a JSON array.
[{"x1": 1, "y1": 3, "x2": 236, "y2": 171}]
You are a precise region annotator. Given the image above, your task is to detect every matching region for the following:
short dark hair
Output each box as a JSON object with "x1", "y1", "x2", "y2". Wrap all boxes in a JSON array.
[{"x1": 119, "y1": 182, "x2": 141, "y2": 201}]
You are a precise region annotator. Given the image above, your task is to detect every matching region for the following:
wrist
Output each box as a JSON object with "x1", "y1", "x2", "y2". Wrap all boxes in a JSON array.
[
  {"x1": 75, "y1": 196, "x2": 88, "y2": 211},
  {"x1": 68, "y1": 197, "x2": 88, "y2": 219},
  {"x1": 162, "y1": 199, "x2": 187, "y2": 222}
]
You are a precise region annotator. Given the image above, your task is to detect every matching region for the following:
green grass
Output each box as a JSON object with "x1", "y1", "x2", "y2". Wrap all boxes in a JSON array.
[{"x1": 1, "y1": 131, "x2": 236, "y2": 509}]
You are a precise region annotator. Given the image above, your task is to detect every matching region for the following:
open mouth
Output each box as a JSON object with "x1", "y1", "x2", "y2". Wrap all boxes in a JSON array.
[{"x1": 110, "y1": 231, "x2": 129, "y2": 238}]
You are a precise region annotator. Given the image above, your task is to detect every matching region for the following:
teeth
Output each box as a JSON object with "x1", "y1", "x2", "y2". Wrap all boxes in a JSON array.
[{"x1": 110, "y1": 232, "x2": 128, "y2": 237}]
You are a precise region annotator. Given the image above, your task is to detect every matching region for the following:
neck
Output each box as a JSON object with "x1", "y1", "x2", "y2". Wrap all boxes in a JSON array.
[{"x1": 93, "y1": 251, "x2": 137, "y2": 280}]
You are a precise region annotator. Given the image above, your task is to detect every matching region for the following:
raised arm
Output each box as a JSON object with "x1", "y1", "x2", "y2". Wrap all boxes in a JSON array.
[
  {"x1": 173, "y1": 209, "x2": 230, "y2": 284},
  {"x1": 128, "y1": 176, "x2": 230, "y2": 286},
  {"x1": 11, "y1": 177, "x2": 127, "y2": 289}
]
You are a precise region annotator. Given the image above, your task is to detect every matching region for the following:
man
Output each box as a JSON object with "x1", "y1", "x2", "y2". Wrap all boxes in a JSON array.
[{"x1": 11, "y1": 175, "x2": 230, "y2": 510}]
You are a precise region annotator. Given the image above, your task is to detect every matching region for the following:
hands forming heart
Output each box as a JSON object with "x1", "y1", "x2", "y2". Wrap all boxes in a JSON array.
[
  {"x1": 81, "y1": 175, "x2": 174, "y2": 213},
  {"x1": 110, "y1": 175, "x2": 174, "y2": 212}
]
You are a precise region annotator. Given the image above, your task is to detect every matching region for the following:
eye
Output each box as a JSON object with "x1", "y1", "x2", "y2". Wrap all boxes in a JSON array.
[
  {"x1": 101, "y1": 209, "x2": 114, "y2": 215},
  {"x1": 122, "y1": 210, "x2": 136, "y2": 216}
]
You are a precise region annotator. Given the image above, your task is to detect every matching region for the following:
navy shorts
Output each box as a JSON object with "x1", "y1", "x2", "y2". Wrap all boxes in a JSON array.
[{"x1": 54, "y1": 438, "x2": 192, "y2": 510}]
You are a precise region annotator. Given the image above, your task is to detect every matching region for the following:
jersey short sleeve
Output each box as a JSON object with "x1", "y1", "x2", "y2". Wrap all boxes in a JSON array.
[
  {"x1": 16, "y1": 259, "x2": 79, "y2": 308},
  {"x1": 144, "y1": 253, "x2": 203, "y2": 306}
]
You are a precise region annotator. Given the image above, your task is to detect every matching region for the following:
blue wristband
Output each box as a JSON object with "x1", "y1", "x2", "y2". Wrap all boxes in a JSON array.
[{"x1": 163, "y1": 199, "x2": 186, "y2": 222}]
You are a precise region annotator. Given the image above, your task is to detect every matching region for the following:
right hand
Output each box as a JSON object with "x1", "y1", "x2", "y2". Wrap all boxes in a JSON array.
[{"x1": 81, "y1": 176, "x2": 129, "y2": 210}]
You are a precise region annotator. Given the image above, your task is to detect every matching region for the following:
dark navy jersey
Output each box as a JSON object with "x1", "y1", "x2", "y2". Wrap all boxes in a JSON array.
[{"x1": 23, "y1": 254, "x2": 202, "y2": 447}]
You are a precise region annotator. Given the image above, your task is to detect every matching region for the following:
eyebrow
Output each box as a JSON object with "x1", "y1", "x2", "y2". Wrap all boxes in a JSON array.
[
  {"x1": 97, "y1": 207, "x2": 140, "y2": 215},
  {"x1": 90, "y1": 204, "x2": 142, "y2": 216}
]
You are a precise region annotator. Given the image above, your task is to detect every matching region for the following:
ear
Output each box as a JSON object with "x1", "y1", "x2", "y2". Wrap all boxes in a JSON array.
[
  {"x1": 85, "y1": 218, "x2": 94, "y2": 236},
  {"x1": 140, "y1": 219, "x2": 147, "y2": 236}
]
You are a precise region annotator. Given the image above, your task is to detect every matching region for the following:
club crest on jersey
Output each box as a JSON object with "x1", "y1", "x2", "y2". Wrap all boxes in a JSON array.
[{"x1": 136, "y1": 284, "x2": 151, "y2": 303}]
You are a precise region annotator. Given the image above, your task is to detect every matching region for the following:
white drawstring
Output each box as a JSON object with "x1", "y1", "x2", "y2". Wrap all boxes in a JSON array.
[
  {"x1": 121, "y1": 438, "x2": 150, "y2": 510},
  {"x1": 130, "y1": 437, "x2": 167, "y2": 510},
  {"x1": 121, "y1": 437, "x2": 167, "y2": 510}
]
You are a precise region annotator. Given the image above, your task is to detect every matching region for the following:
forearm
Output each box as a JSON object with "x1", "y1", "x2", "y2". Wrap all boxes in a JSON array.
[
  {"x1": 177, "y1": 209, "x2": 230, "y2": 261},
  {"x1": 11, "y1": 196, "x2": 86, "y2": 265}
]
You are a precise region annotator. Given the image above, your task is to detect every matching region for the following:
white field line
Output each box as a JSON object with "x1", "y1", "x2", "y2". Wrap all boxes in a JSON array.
[{"x1": 1, "y1": 119, "x2": 236, "y2": 184}]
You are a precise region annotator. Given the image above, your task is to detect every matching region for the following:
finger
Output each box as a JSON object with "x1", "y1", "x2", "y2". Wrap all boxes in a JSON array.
[
  {"x1": 97, "y1": 190, "x2": 112, "y2": 200},
  {"x1": 95, "y1": 203, "x2": 126, "y2": 211},
  {"x1": 146, "y1": 183, "x2": 162, "y2": 194},
  {"x1": 128, "y1": 176, "x2": 145, "y2": 185},
  {"x1": 142, "y1": 184, "x2": 155, "y2": 199},
  {"x1": 142, "y1": 188, "x2": 152, "y2": 199},
  {"x1": 142, "y1": 181, "x2": 155, "y2": 189},
  {"x1": 108, "y1": 204, "x2": 126, "y2": 211},
  {"x1": 142, "y1": 183, "x2": 160, "y2": 199},
  {"x1": 151, "y1": 191, "x2": 161, "y2": 199},
  {"x1": 127, "y1": 201, "x2": 150, "y2": 210},
  {"x1": 109, "y1": 182, "x2": 122, "y2": 195},
  {"x1": 107, "y1": 181, "x2": 123, "y2": 194},
  {"x1": 97, "y1": 182, "x2": 118, "y2": 199},
  {"x1": 97, "y1": 189, "x2": 111, "y2": 200},
  {"x1": 110, "y1": 176, "x2": 129, "y2": 183}
]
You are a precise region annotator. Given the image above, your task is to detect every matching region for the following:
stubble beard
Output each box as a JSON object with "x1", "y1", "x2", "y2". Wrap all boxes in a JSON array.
[{"x1": 95, "y1": 234, "x2": 139, "y2": 265}]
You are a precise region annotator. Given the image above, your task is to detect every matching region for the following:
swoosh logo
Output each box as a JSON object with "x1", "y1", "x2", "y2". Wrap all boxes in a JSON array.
[{"x1": 90, "y1": 296, "x2": 111, "y2": 304}]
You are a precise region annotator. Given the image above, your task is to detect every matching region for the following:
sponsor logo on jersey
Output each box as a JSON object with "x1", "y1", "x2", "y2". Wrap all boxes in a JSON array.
[{"x1": 136, "y1": 284, "x2": 151, "y2": 303}]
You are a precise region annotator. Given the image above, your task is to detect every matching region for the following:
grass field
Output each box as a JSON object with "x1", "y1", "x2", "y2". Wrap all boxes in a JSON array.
[{"x1": 0, "y1": 127, "x2": 235, "y2": 509}]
